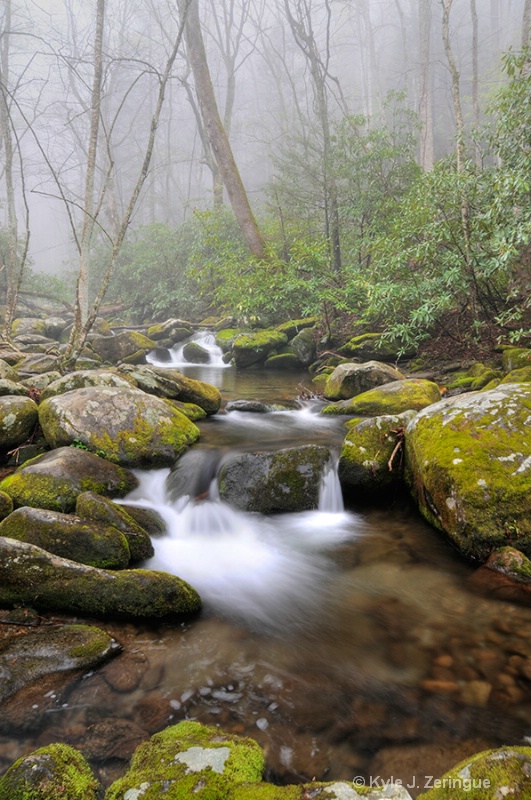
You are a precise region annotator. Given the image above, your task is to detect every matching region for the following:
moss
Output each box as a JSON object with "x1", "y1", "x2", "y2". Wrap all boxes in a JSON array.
[
  {"x1": 502, "y1": 347, "x2": 531, "y2": 372},
  {"x1": 470, "y1": 369, "x2": 502, "y2": 390},
  {"x1": 275, "y1": 317, "x2": 320, "y2": 339},
  {"x1": 166, "y1": 399, "x2": 207, "y2": 421},
  {"x1": 64, "y1": 623, "x2": 116, "y2": 659},
  {"x1": 264, "y1": 353, "x2": 303, "y2": 370},
  {"x1": 0, "y1": 490, "x2": 13, "y2": 520},
  {"x1": 76, "y1": 492, "x2": 154, "y2": 562},
  {"x1": 322, "y1": 379, "x2": 441, "y2": 417},
  {"x1": 0, "y1": 742, "x2": 101, "y2": 800},
  {"x1": 215, "y1": 328, "x2": 241, "y2": 353},
  {"x1": 418, "y1": 746, "x2": 531, "y2": 799},
  {"x1": 232, "y1": 330, "x2": 289, "y2": 368},
  {"x1": 486, "y1": 546, "x2": 531, "y2": 582},
  {"x1": 446, "y1": 374, "x2": 475, "y2": 391},
  {"x1": 500, "y1": 366, "x2": 531, "y2": 384}
]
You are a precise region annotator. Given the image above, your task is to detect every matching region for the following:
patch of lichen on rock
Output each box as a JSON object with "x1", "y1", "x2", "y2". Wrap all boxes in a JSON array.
[
  {"x1": 0, "y1": 742, "x2": 101, "y2": 800},
  {"x1": 418, "y1": 746, "x2": 531, "y2": 799},
  {"x1": 105, "y1": 720, "x2": 265, "y2": 800},
  {"x1": 405, "y1": 384, "x2": 531, "y2": 560},
  {"x1": 322, "y1": 379, "x2": 441, "y2": 417}
]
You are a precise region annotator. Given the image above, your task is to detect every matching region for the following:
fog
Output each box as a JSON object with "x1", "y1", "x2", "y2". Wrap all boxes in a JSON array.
[{"x1": 0, "y1": 0, "x2": 527, "y2": 274}]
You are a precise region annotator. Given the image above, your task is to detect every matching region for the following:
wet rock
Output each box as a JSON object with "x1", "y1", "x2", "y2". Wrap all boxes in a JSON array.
[
  {"x1": 122, "y1": 364, "x2": 222, "y2": 415},
  {"x1": 323, "y1": 379, "x2": 441, "y2": 417},
  {"x1": 339, "y1": 411, "x2": 415, "y2": 491},
  {"x1": 290, "y1": 327, "x2": 317, "y2": 366},
  {"x1": 218, "y1": 445, "x2": 331, "y2": 513},
  {"x1": 39, "y1": 386, "x2": 200, "y2": 467},
  {"x1": 100, "y1": 649, "x2": 149, "y2": 692},
  {"x1": 0, "y1": 537, "x2": 202, "y2": 619},
  {"x1": 166, "y1": 448, "x2": 221, "y2": 502},
  {"x1": 183, "y1": 340, "x2": 211, "y2": 363},
  {"x1": 0, "y1": 395, "x2": 38, "y2": 449},
  {"x1": 0, "y1": 742, "x2": 101, "y2": 800},
  {"x1": 81, "y1": 718, "x2": 148, "y2": 762},
  {"x1": 264, "y1": 352, "x2": 304, "y2": 370},
  {"x1": 146, "y1": 318, "x2": 193, "y2": 342},
  {"x1": 226, "y1": 399, "x2": 270, "y2": 413},
  {"x1": 39, "y1": 369, "x2": 133, "y2": 400},
  {"x1": 324, "y1": 361, "x2": 405, "y2": 401},
  {"x1": 405, "y1": 384, "x2": 531, "y2": 561},
  {"x1": 231, "y1": 329, "x2": 288, "y2": 368},
  {"x1": 276, "y1": 317, "x2": 320, "y2": 340},
  {"x1": 76, "y1": 492, "x2": 154, "y2": 562},
  {"x1": 0, "y1": 447, "x2": 138, "y2": 512},
  {"x1": 0, "y1": 506, "x2": 131, "y2": 569}
]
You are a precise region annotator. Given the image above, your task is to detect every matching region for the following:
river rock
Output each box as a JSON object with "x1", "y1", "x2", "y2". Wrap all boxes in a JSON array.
[
  {"x1": 0, "y1": 743, "x2": 101, "y2": 799},
  {"x1": 226, "y1": 399, "x2": 271, "y2": 413},
  {"x1": 322, "y1": 379, "x2": 441, "y2": 416},
  {"x1": 416, "y1": 746, "x2": 531, "y2": 799},
  {"x1": 0, "y1": 506, "x2": 132, "y2": 569},
  {"x1": 0, "y1": 446, "x2": 138, "y2": 512},
  {"x1": 218, "y1": 445, "x2": 330, "y2": 512},
  {"x1": 121, "y1": 364, "x2": 222, "y2": 415},
  {"x1": 90, "y1": 330, "x2": 157, "y2": 364},
  {"x1": 264, "y1": 352, "x2": 304, "y2": 370},
  {"x1": 39, "y1": 368, "x2": 134, "y2": 400},
  {"x1": 231, "y1": 329, "x2": 288, "y2": 368},
  {"x1": 183, "y1": 340, "x2": 211, "y2": 363},
  {"x1": 76, "y1": 491, "x2": 154, "y2": 561},
  {"x1": 324, "y1": 361, "x2": 405, "y2": 401},
  {"x1": 38, "y1": 385, "x2": 200, "y2": 467},
  {"x1": 146, "y1": 318, "x2": 193, "y2": 342},
  {"x1": 405, "y1": 384, "x2": 531, "y2": 561},
  {"x1": 0, "y1": 395, "x2": 38, "y2": 449},
  {"x1": 290, "y1": 326, "x2": 317, "y2": 365},
  {"x1": 0, "y1": 537, "x2": 202, "y2": 618},
  {"x1": 339, "y1": 411, "x2": 416, "y2": 491},
  {"x1": 105, "y1": 720, "x2": 265, "y2": 800},
  {"x1": 44, "y1": 315, "x2": 69, "y2": 338}
]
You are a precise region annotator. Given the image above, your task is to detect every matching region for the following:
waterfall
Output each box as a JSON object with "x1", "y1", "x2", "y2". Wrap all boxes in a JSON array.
[
  {"x1": 318, "y1": 460, "x2": 344, "y2": 513},
  {"x1": 147, "y1": 330, "x2": 228, "y2": 368}
]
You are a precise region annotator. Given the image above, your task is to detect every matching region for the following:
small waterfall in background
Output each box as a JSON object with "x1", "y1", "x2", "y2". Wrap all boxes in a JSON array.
[{"x1": 147, "y1": 330, "x2": 229, "y2": 368}]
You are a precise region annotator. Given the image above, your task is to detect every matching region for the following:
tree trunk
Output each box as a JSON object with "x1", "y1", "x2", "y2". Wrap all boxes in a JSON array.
[
  {"x1": 523, "y1": 0, "x2": 531, "y2": 48},
  {"x1": 470, "y1": 0, "x2": 481, "y2": 166},
  {"x1": 179, "y1": 0, "x2": 266, "y2": 260},
  {"x1": 419, "y1": 0, "x2": 434, "y2": 170}
]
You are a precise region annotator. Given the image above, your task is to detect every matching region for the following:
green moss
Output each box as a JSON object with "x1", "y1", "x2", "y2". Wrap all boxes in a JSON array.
[
  {"x1": 0, "y1": 742, "x2": 101, "y2": 800},
  {"x1": 500, "y1": 366, "x2": 531, "y2": 384},
  {"x1": 322, "y1": 379, "x2": 441, "y2": 417},
  {"x1": 502, "y1": 347, "x2": 531, "y2": 372},
  {"x1": 446, "y1": 374, "x2": 475, "y2": 391},
  {"x1": 418, "y1": 747, "x2": 531, "y2": 799},
  {"x1": 64, "y1": 624, "x2": 116, "y2": 659}
]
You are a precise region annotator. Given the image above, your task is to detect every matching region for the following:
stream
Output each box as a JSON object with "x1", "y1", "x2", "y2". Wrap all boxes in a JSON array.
[{"x1": 1, "y1": 332, "x2": 530, "y2": 795}]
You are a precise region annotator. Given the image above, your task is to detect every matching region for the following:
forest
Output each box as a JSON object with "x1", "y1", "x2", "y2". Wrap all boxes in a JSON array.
[{"x1": 1, "y1": 0, "x2": 530, "y2": 363}]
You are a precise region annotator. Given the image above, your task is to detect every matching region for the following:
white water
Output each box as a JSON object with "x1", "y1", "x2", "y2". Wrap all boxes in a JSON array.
[
  {"x1": 147, "y1": 331, "x2": 229, "y2": 368},
  {"x1": 120, "y1": 464, "x2": 358, "y2": 632}
]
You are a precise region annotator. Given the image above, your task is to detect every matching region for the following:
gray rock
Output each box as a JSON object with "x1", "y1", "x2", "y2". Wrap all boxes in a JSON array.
[
  {"x1": 324, "y1": 361, "x2": 405, "y2": 401},
  {"x1": 0, "y1": 395, "x2": 38, "y2": 449}
]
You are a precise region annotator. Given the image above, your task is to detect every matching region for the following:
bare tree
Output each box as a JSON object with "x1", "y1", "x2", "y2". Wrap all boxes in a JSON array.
[
  {"x1": 419, "y1": 0, "x2": 434, "y2": 170},
  {"x1": 523, "y1": 0, "x2": 531, "y2": 47},
  {"x1": 178, "y1": 0, "x2": 266, "y2": 260}
]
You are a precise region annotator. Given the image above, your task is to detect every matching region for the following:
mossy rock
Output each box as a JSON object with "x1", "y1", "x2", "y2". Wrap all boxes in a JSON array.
[
  {"x1": 0, "y1": 358, "x2": 19, "y2": 381},
  {"x1": 231, "y1": 330, "x2": 288, "y2": 368},
  {"x1": 39, "y1": 369, "x2": 133, "y2": 401},
  {"x1": 15, "y1": 353, "x2": 62, "y2": 375},
  {"x1": 166, "y1": 399, "x2": 207, "y2": 421},
  {"x1": 0, "y1": 490, "x2": 14, "y2": 520},
  {"x1": 470, "y1": 368, "x2": 502, "y2": 390},
  {"x1": 0, "y1": 447, "x2": 138, "y2": 513},
  {"x1": 275, "y1": 316, "x2": 320, "y2": 340},
  {"x1": 0, "y1": 742, "x2": 101, "y2": 800},
  {"x1": 338, "y1": 332, "x2": 415, "y2": 361},
  {"x1": 405, "y1": 384, "x2": 531, "y2": 561},
  {"x1": 76, "y1": 491, "x2": 154, "y2": 562},
  {"x1": 11, "y1": 317, "x2": 47, "y2": 338},
  {"x1": 20, "y1": 371, "x2": 63, "y2": 391},
  {"x1": 182, "y1": 341, "x2": 211, "y2": 364},
  {"x1": 90, "y1": 331, "x2": 157, "y2": 364},
  {"x1": 0, "y1": 537, "x2": 202, "y2": 619},
  {"x1": 0, "y1": 378, "x2": 30, "y2": 397},
  {"x1": 148, "y1": 367, "x2": 222, "y2": 415},
  {"x1": 146, "y1": 319, "x2": 193, "y2": 342},
  {"x1": 322, "y1": 379, "x2": 441, "y2": 417},
  {"x1": 39, "y1": 386, "x2": 200, "y2": 467},
  {"x1": 215, "y1": 328, "x2": 241, "y2": 353},
  {"x1": 446, "y1": 374, "x2": 475, "y2": 391},
  {"x1": 218, "y1": 445, "x2": 330, "y2": 513},
  {"x1": 0, "y1": 506, "x2": 132, "y2": 569},
  {"x1": 483, "y1": 546, "x2": 531, "y2": 583},
  {"x1": 338, "y1": 411, "x2": 416, "y2": 491},
  {"x1": 418, "y1": 746, "x2": 531, "y2": 799},
  {"x1": 501, "y1": 347, "x2": 531, "y2": 372},
  {"x1": 324, "y1": 361, "x2": 405, "y2": 401},
  {"x1": 500, "y1": 366, "x2": 531, "y2": 384},
  {"x1": 264, "y1": 353, "x2": 304, "y2": 370},
  {"x1": 0, "y1": 395, "x2": 39, "y2": 449},
  {"x1": 105, "y1": 720, "x2": 265, "y2": 800}
]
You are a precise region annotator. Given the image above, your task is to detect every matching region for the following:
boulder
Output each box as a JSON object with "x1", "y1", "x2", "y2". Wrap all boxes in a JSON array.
[
  {"x1": 0, "y1": 359, "x2": 19, "y2": 381},
  {"x1": 0, "y1": 537, "x2": 202, "y2": 619},
  {"x1": 147, "y1": 366, "x2": 222, "y2": 414},
  {"x1": 264, "y1": 352, "x2": 304, "y2": 370},
  {"x1": 0, "y1": 396, "x2": 38, "y2": 449},
  {"x1": 290, "y1": 327, "x2": 317, "y2": 366},
  {"x1": 501, "y1": 347, "x2": 531, "y2": 372},
  {"x1": 276, "y1": 316, "x2": 320, "y2": 340},
  {"x1": 20, "y1": 371, "x2": 62, "y2": 391},
  {"x1": 76, "y1": 491, "x2": 154, "y2": 562},
  {"x1": 38, "y1": 386, "x2": 200, "y2": 467},
  {"x1": 218, "y1": 445, "x2": 331, "y2": 513},
  {"x1": 231, "y1": 329, "x2": 288, "y2": 368},
  {"x1": 215, "y1": 328, "x2": 240, "y2": 353},
  {"x1": 338, "y1": 411, "x2": 416, "y2": 491},
  {"x1": 0, "y1": 744, "x2": 101, "y2": 799},
  {"x1": 146, "y1": 318, "x2": 193, "y2": 342},
  {"x1": 13, "y1": 353, "x2": 61, "y2": 376},
  {"x1": 0, "y1": 506, "x2": 131, "y2": 569},
  {"x1": 0, "y1": 447, "x2": 138, "y2": 512},
  {"x1": 338, "y1": 332, "x2": 416, "y2": 361},
  {"x1": 324, "y1": 361, "x2": 405, "y2": 401},
  {"x1": 0, "y1": 378, "x2": 30, "y2": 397},
  {"x1": 11, "y1": 317, "x2": 47, "y2": 338},
  {"x1": 405, "y1": 384, "x2": 531, "y2": 560},
  {"x1": 39, "y1": 368, "x2": 134, "y2": 400},
  {"x1": 500, "y1": 366, "x2": 531, "y2": 384},
  {"x1": 322, "y1": 379, "x2": 441, "y2": 416},
  {"x1": 105, "y1": 720, "x2": 265, "y2": 800},
  {"x1": 182, "y1": 340, "x2": 211, "y2": 363},
  {"x1": 90, "y1": 330, "x2": 157, "y2": 363},
  {"x1": 44, "y1": 316, "x2": 69, "y2": 338},
  {"x1": 0, "y1": 490, "x2": 13, "y2": 521},
  {"x1": 226, "y1": 399, "x2": 270, "y2": 413}
]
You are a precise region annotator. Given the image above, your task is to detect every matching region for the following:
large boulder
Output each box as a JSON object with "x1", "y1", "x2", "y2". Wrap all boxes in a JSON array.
[
  {"x1": 218, "y1": 445, "x2": 331, "y2": 512},
  {"x1": 322, "y1": 379, "x2": 441, "y2": 416},
  {"x1": 121, "y1": 364, "x2": 222, "y2": 415},
  {"x1": 324, "y1": 361, "x2": 405, "y2": 401},
  {"x1": 38, "y1": 386, "x2": 200, "y2": 467},
  {"x1": 231, "y1": 329, "x2": 288, "y2": 368},
  {"x1": 290, "y1": 327, "x2": 317, "y2": 366},
  {"x1": 0, "y1": 359, "x2": 19, "y2": 381},
  {"x1": 182, "y1": 340, "x2": 211, "y2": 363},
  {"x1": 0, "y1": 378, "x2": 30, "y2": 397},
  {"x1": 0, "y1": 506, "x2": 132, "y2": 569},
  {"x1": 0, "y1": 743, "x2": 101, "y2": 799},
  {"x1": 0, "y1": 537, "x2": 202, "y2": 619},
  {"x1": 146, "y1": 318, "x2": 193, "y2": 342},
  {"x1": 339, "y1": 411, "x2": 416, "y2": 491},
  {"x1": 76, "y1": 491, "x2": 154, "y2": 562},
  {"x1": 11, "y1": 317, "x2": 47, "y2": 338},
  {"x1": 90, "y1": 330, "x2": 157, "y2": 363},
  {"x1": 405, "y1": 384, "x2": 531, "y2": 561},
  {"x1": 0, "y1": 396, "x2": 38, "y2": 449},
  {"x1": 39, "y1": 368, "x2": 133, "y2": 401},
  {"x1": 0, "y1": 447, "x2": 138, "y2": 512}
]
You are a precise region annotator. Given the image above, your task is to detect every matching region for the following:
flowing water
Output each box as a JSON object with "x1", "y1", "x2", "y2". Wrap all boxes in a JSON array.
[{"x1": 1, "y1": 333, "x2": 531, "y2": 794}]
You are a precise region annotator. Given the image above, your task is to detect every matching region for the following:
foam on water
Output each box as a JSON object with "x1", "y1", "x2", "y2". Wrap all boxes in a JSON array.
[{"x1": 147, "y1": 331, "x2": 229, "y2": 368}]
